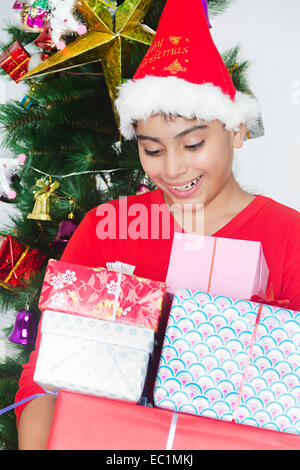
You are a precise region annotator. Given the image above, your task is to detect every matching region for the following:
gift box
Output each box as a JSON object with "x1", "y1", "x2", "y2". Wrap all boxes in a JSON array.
[
  {"x1": 153, "y1": 288, "x2": 300, "y2": 435},
  {"x1": 46, "y1": 392, "x2": 300, "y2": 450},
  {"x1": 0, "y1": 235, "x2": 46, "y2": 289},
  {"x1": 166, "y1": 233, "x2": 269, "y2": 300},
  {"x1": 38, "y1": 259, "x2": 166, "y2": 332},
  {"x1": 0, "y1": 41, "x2": 30, "y2": 82},
  {"x1": 34, "y1": 310, "x2": 155, "y2": 401}
]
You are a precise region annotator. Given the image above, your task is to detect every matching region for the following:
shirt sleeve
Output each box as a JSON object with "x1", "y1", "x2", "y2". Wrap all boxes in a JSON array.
[{"x1": 14, "y1": 210, "x2": 106, "y2": 426}]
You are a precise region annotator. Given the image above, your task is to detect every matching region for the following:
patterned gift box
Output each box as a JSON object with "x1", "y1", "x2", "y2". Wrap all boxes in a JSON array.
[
  {"x1": 153, "y1": 289, "x2": 300, "y2": 435},
  {"x1": 0, "y1": 41, "x2": 30, "y2": 82},
  {"x1": 38, "y1": 259, "x2": 166, "y2": 332},
  {"x1": 34, "y1": 310, "x2": 154, "y2": 402}
]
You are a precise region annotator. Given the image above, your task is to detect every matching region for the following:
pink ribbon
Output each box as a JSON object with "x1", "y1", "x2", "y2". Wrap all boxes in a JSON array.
[{"x1": 232, "y1": 283, "x2": 290, "y2": 422}]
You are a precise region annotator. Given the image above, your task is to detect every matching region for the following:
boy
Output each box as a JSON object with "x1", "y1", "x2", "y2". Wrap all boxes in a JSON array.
[{"x1": 16, "y1": 0, "x2": 300, "y2": 449}]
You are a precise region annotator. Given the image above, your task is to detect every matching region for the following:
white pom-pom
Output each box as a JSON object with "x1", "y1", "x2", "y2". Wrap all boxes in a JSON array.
[
  {"x1": 0, "y1": 154, "x2": 26, "y2": 199},
  {"x1": 49, "y1": 0, "x2": 84, "y2": 46}
]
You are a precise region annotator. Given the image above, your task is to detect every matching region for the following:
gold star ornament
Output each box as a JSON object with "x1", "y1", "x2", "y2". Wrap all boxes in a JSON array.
[{"x1": 22, "y1": 0, "x2": 155, "y2": 117}]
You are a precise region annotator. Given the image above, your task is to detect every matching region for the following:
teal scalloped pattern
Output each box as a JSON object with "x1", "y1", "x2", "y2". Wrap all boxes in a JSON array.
[{"x1": 154, "y1": 289, "x2": 300, "y2": 435}]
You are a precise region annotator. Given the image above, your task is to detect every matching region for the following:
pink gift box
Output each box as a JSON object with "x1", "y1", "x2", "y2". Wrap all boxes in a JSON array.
[{"x1": 166, "y1": 233, "x2": 269, "y2": 300}]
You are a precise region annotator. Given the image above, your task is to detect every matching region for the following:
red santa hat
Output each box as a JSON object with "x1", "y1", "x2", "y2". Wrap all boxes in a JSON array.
[{"x1": 115, "y1": 0, "x2": 261, "y2": 140}]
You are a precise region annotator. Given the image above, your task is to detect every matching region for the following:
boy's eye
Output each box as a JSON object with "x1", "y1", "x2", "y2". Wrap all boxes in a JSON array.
[
  {"x1": 185, "y1": 141, "x2": 205, "y2": 150},
  {"x1": 144, "y1": 148, "x2": 162, "y2": 156}
]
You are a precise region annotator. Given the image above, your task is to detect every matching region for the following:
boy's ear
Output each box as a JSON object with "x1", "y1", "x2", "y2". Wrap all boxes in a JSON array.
[{"x1": 232, "y1": 123, "x2": 248, "y2": 148}]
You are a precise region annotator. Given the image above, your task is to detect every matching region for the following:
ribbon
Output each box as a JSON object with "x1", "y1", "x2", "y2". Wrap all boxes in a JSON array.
[
  {"x1": 33, "y1": 177, "x2": 60, "y2": 201},
  {"x1": 232, "y1": 283, "x2": 290, "y2": 422},
  {"x1": 164, "y1": 282, "x2": 291, "y2": 444},
  {"x1": 251, "y1": 281, "x2": 290, "y2": 309},
  {"x1": 5, "y1": 246, "x2": 29, "y2": 283},
  {"x1": 0, "y1": 236, "x2": 30, "y2": 289},
  {"x1": 12, "y1": 57, "x2": 30, "y2": 82},
  {"x1": 0, "y1": 392, "x2": 57, "y2": 416},
  {"x1": 207, "y1": 237, "x2": 217, "y2": 293},
  {"x1": 231, "y1": 305, "x2": 262, "y2": 422},
  {"x1": 112, "y1": 272, "x2": 122, "y2": 321},
  {"x1": 165, "y1": 411, "x2": 178, "y2": 450}
]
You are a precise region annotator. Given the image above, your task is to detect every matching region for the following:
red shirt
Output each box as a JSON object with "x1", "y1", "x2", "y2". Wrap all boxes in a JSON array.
[{"x1": 14, "y1": 189, "x2": 300, "y2": 424}]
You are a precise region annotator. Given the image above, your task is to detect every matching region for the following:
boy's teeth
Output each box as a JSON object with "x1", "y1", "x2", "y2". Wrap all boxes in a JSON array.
[{"x1": 172, "y1": 175, "x2": 202, "y2": 191}]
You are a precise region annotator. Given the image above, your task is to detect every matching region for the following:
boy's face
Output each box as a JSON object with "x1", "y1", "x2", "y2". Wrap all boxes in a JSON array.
[{"x1": 136, "y1": 114, "x2": 247, "y2": 209}]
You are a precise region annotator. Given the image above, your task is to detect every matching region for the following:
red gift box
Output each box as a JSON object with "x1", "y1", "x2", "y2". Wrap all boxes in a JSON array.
[
  {"x1": 47, "y1": 392, "x2": 300, "y2": 450},
  {"x1": 39, "y1": 259, "x2": 166, "y2": 331},
  {"x1": 0, "y1": 235, "x2": 46, "y2": 289},
  {"x1": 0, "y1": 41, "x2": 30, "y2": 82}
]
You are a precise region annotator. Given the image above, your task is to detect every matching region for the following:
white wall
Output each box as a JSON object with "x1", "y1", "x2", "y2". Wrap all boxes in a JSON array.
[{"x1": 211, "y1": 0, "x2": 300, "y2": 210}]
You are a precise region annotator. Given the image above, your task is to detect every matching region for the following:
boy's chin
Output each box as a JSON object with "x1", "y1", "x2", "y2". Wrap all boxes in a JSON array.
[{"x1": 163, "y1": 191, "x2": 204, "y2": 209}]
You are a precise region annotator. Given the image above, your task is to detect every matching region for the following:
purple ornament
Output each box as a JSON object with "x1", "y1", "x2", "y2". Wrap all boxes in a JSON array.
[
  {"x1": 136, "y1": 176, "x2": 150, "y2": 194},
  {"x1": 26, "y1": 9, "x2": 48, "y2": 30},
  {"x1": 9, "y1": 308, "x2": 37, "y2": 345},
  {"x1": 50, "y1": 219, "x2": 77, "y2": 252},
  {"x1": 56, "y1": 219, "x2": 77, "y2": 242},
  {"x1": 201, "y1": 0, "x2": 212, "y2": 28}
]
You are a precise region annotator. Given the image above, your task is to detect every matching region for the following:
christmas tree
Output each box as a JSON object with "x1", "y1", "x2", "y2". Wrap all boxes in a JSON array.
[{"x1": 0, "y1": 0, "x2": 260, "y2": 450}]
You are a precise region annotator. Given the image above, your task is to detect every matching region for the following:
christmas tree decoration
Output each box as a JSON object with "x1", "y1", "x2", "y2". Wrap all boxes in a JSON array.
[
  {"x1": 27, "y1": 177, "x2": 60, "y2": 221},
  {"x1": 0, "y1": 41, "x2": 31, "y2": 82},
  {"x1": 201, "y1": 0, "x2": 212, "y2": 28},
  {"x1": 20, "y1": 0, "x2": 51, "y2": 32},
  {"x1": 32, "y1": 0, "x2": 50, "y2": 8},
  {"x1": 19, "y1": 95, "x2": 35, "y2": 111},
  {"x1": 34, "y1": 20, "x2": 56, "y2": 57},
  {"x1": 21, "y1": 0, "x2": 155, "y2": 119},
  {"x1": 136, "y1": 175, "x2": 150, "y2": 194},
  {"x1": 49, "y1": 198, "x2": 78, "y2": 251},
  {"x1": 0, "y1": 153, "x2": 26, "y2": 200},
  {"x1": 50, "y1": 217, "x2": 78, "y2": 252},
  {"x1": 49, "y1": 0, "x2": 84, "y2": 47},
  {"x1": 0, "y1": 236, "x2": 46, "y2": 290},
  {"x1": 8, "y1": 305, "x2": 38, "y2": 345},
  {"x1": 97, "y1": 0, "x2": 117, "y2": 18},
  {"x1": 222, "y1": 46, "x2": 265, "y2": 140},
  {"x1": 13, "y1": 1, "x2": 24, "y2": 10}
]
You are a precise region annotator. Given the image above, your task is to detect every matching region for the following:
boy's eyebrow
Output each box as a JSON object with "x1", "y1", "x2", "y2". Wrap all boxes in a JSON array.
[
  {"x1": 175, "y1": 124, "x2": 208, "y2": 139},
  {"x1": 136, "y1": 125, "x2": 208, "y2": 143},
  {"x1": 136, "y1": 135, "x2": 161, "y2": 143}
]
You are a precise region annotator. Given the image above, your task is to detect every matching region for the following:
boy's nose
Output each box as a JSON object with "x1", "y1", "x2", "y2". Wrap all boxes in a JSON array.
[{"x1": 164, "y1": 150, "x2": 188, "y2": 180}]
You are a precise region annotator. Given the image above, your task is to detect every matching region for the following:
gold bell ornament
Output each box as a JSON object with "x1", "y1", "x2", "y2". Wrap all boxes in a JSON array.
[{"x1": 27, "y1": 176, "x2": 60, "y2": 221}]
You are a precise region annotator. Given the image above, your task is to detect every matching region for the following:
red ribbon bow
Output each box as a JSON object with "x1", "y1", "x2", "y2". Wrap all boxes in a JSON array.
[{"x1": 251, "y1": 282, "x2": 290, "y2": 309}]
